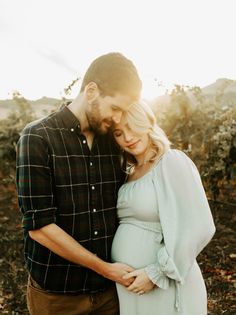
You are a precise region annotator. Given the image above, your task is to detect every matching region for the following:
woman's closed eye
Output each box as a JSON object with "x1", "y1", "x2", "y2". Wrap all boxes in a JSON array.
[
  {"x1": 112, "y1": 105, "x2": 122, "y2": 112},
  {"x1": 113, "y1": 131, "x2": 122, "y2": 137}
]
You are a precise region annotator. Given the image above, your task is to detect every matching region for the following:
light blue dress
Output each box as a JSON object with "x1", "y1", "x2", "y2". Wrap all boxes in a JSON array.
[{"x1": 111, "y1": 149, "x2": 215, "y2": 315}]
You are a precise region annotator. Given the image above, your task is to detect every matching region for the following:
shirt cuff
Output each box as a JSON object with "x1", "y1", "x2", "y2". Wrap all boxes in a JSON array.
[{"x1": 23, "y1": 207, "x2": 57, "y2": 230}]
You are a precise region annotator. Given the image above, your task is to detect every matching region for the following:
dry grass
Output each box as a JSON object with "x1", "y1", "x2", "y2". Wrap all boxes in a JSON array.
[{"x1": 0, "y1": 164, "x2": 235, "y2": 315}]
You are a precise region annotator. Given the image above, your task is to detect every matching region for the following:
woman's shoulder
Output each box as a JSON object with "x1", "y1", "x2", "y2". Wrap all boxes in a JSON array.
[
  {"x1": 152, "y1": 148, "x2": 197, "y2": 179},
  {"x1": 157, "y1": 148, "x2": 191, "y2": 166}
]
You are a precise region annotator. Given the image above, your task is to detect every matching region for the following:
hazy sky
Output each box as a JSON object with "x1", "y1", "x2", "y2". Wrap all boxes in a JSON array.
[{"x1": 0, "y1": 0, "x2": 235, "y2": 100}]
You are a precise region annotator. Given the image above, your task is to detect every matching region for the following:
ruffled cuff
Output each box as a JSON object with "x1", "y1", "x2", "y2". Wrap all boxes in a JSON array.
[
  {"x1": 144, "y1": 246, "x2": 183, "y2": 289},
  {"x1": 144, "y1": 263, "x2": 169, "y2": 289}
]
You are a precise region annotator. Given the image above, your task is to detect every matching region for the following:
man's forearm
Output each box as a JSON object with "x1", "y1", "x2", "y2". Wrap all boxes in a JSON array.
[{"x1": 29, "y1": 223, "x2": 133, "y2": 285}]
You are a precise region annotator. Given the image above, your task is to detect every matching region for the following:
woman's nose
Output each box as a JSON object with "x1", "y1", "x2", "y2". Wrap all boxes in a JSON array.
[
  {"x1": 124, "y1": 131, "x2": 134, "y2": 142},
  {"x1": 112, "y1": 111, "x2": 123, "y2": 124}
]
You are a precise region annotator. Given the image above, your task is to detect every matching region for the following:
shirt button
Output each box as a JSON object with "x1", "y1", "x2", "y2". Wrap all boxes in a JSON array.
[
  {"x1": 91, "y1": 186, "x2": 95, "y2": 190},
  {"x1": 94, "y1": 231, "x2": 98, "y2": 235},
  {"x1": 93, "y1": 208, "x2": 96, "y2": 212},
  {"x1": 70, "y1": 128, "x2": 74, "y2": 132},
  {"x1": 82, "y1": 140, "x2": 86, "y2": 144}
]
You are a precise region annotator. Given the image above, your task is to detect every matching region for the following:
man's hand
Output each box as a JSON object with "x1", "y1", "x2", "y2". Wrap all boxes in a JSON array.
[
  {"x1": 103, "y1": 262, "x2": 135, "y2": 286},
  {"x1": 123, "y1": 269, "x2": 156, "y2": 294},
  {"x1": 28, "y1": 224, "x2": 135, "y2": 286}
]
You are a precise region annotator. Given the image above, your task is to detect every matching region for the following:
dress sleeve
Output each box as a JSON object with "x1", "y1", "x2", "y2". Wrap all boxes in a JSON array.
[
  {"x1": 16, "y1": 125, "x2": 57, "y2": 231},
  {"x1": 144, "y1": 245, "x2": 179, "y2": 289},
  {"x1": 144, "y1": 149, "x2": 215, "y2": 288}
]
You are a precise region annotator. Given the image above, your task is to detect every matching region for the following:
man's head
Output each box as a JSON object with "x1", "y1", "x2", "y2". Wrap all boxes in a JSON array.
[
  {"x1": 81, "y1": 53, "x2": 142, "y2": 134},
  {"x1": 80, "y1": 52, "x2": 142, "y2": 99}
]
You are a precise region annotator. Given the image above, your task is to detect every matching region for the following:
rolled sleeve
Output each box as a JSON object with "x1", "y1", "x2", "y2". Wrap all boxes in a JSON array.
[{"x1": 16, "y1": 126, "x2": 57, "y2": 231}]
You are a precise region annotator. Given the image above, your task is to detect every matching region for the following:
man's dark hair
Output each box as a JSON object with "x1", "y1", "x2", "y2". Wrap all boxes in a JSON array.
[{"x1": 80, "y1": 52, "x2": 142, "y2": 99}]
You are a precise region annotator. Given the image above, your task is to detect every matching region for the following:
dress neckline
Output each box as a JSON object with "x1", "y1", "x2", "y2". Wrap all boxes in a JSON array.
[{"x1": 124, "y1": 151, "x2": 167, "y2": 185}]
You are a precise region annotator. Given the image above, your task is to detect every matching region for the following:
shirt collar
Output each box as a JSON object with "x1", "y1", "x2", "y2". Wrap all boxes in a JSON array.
[{"x1": 59, "y1": 105, "x2": 82, "y2": 133}]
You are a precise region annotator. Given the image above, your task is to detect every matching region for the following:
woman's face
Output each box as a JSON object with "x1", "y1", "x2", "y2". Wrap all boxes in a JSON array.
[{"x1": 113, "y1": 120, "x2": 150, "y2": 158}]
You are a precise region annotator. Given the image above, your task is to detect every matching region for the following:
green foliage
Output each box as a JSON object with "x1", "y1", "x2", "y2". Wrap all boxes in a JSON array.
[
  {"x1": 0, "y1": 92, "x2": 36, "y2": 161},
  {"x1": 63, "y1": 77, "x2": 81, "y2": 96},
  {"x1": 0, "y1": 91, "x2": 67, "y2": 163},
  {"x1": 0, "y1": 84, "x2": 235, "y2": 201},
  {"x1": 156, "y1": 85, "x2": 236, "y2": 201}
]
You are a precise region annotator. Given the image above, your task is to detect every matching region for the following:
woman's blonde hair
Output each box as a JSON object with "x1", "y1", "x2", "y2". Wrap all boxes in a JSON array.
[{"x1": 120, "y1": 100, "x2": 171, "y2": 170}]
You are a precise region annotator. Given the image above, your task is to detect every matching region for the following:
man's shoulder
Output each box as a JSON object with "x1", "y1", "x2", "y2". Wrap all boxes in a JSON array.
[{"x1": 22, "y1": 109, "x2": 61, "y2": 136}]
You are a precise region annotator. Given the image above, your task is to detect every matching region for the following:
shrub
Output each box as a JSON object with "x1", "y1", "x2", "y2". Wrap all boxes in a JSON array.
[{"x1": 155, "y1": 85, "x2": 236, "y2": 201}]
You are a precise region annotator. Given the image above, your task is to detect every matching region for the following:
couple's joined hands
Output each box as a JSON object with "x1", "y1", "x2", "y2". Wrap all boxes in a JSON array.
[
  {"x1": 106, "y1": 263, "x2": 155, "y2": 294},
  {"x1": 123, "y1": 268, "x2": 156, "y2": 294}
]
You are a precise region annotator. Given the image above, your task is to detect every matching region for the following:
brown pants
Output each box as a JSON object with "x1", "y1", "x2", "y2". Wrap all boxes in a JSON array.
[{"x1": 27, "y1": 276, "x2": 119, "y2": 315}]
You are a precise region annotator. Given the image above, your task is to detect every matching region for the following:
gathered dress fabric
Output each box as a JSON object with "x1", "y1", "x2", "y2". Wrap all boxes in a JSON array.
[{"x1": 111, "y1": 149, "x2": 215, "y2": 315}]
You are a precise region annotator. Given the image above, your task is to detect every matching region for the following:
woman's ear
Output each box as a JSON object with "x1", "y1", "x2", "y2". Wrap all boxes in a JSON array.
[{"x1": 84, "y1": 82, "x2": 100, "y2": 104}]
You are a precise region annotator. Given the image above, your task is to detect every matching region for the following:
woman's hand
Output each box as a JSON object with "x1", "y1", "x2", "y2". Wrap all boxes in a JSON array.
[{"x1": 123, "y1": 269, "x2": 156, "y2": 295}]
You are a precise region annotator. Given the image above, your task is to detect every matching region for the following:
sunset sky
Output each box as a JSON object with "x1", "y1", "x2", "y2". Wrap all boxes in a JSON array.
[{"x1": 0, "y1": 0, "x2": 235, "y2": 100}]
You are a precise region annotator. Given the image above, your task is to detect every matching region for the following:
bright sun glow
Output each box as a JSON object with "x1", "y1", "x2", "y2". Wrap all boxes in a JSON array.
[{"x1": 0, "y1": 0, "x2": 235, "y2": 101}]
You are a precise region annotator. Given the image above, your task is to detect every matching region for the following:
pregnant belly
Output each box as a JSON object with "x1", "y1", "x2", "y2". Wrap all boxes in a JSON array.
[{"x1": 111, "y1": 223, "x2": 162, "y2": 269}]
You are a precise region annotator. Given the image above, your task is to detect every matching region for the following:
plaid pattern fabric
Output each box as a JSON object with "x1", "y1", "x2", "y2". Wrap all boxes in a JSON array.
[{"x1": 16, "y1": 105, "x2": 124, "y2": 293}]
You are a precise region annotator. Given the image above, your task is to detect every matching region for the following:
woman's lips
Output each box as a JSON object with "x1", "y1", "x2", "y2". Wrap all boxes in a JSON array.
[{"x1": 127, "y1": 140, "x2": 140, "y2": 149}]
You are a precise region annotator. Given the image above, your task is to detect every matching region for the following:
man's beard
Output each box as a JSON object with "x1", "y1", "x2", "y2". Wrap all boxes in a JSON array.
[{"x1": 86, "y1": 100, "x2": 113, "y2": 135}]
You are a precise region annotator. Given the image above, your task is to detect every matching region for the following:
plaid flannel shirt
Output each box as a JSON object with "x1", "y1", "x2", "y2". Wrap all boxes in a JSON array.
[{"x1": 16, "y1": 105, "x2": 124, "y2": 293}]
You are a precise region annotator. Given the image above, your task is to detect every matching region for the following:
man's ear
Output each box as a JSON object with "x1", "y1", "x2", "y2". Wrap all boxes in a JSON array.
[{"x1": 84, "y1": 82, "x2": 100, "y2": 104}]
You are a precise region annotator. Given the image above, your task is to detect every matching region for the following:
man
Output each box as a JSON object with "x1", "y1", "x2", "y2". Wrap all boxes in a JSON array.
[{"x1": 16, "y1": 52, "x2": 142, "y2": 315}]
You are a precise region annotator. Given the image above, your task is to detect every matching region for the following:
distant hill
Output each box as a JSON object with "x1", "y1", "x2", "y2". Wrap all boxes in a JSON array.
[
  {"x1": 201, "y1": 78, "x2": 236, "y2": 106},
  {"x1": 150, "y1": 78, "x2": 236, "y2": 115},
  {"x1": 1, "y1": 79, "x2": 236, "y2": 120},
  {"x1": 0, "y1": 97, "x2": 72, "y2": 119},
  {"x1": 202, "y1": 78, "x2": 236, "y2": 95},
  {"x1": 31, "y1": 96, "x2": 62, "y2": 106},
  {"x1": 0, "y1": 96, "x2": 67, "y2": 108}
]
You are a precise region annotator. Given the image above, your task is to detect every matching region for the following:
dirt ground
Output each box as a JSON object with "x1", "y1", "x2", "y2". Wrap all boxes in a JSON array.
[{"x1": 0, "y1": 163, "x2": 235, "y2": 315}]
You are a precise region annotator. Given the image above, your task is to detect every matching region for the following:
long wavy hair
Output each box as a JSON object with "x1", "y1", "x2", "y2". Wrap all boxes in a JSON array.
[{"x1": 118, "y1": 100, "x2": 171, "y2": 173}]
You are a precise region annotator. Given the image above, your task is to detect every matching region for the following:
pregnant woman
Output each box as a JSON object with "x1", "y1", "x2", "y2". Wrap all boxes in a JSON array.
[{"x1": 111, "y1": 101, "x2": 215, "y2": 315}]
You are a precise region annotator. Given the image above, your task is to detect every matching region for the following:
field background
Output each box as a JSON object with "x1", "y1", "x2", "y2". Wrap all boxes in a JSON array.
[{"x1": 0, "y1": 79, "x2": 235, "y2": 314}]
